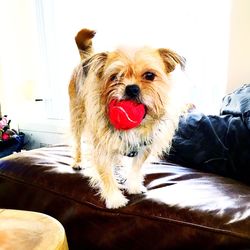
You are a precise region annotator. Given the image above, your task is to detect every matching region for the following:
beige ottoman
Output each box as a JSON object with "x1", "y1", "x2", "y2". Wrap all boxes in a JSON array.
[{"x1": 0, "y1": 209, "x2": 68, "y2": 250}]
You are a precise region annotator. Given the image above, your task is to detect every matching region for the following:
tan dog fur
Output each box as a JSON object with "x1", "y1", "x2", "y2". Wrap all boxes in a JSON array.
[{"x1": 69, "y1": 28, "x2": 185, "y2": 209}]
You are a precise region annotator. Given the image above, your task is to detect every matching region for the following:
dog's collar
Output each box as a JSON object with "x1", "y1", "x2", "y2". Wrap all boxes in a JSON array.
[
  {"x1": 123, "y1": 139, "x2": 153, "y2": 157},
  {"x1": 126, "y1": 151, "x2": 139, "y2": 157}
]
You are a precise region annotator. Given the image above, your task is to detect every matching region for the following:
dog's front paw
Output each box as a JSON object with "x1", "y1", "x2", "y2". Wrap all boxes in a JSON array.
[
  {"x1": 105, "y1": 191, "x2": 129, "y2": 209},
  {"x1": 127, "y1": 183, "x2": 147, "y2": 195},
  {"x1": 72, "y1": 162, "x2": 82, "y2": 171}
]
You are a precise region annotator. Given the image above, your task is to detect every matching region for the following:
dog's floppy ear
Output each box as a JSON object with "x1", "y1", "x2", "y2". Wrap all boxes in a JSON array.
[
  {"x1": 158, "y1": 48, "x2": 186, "y2": 73},
  {"x1": 82, "y1": 52, "x2": 108, "y2": 78},
  {"x1": 75, "y1": 28, "x2": 96, "y2": 60}
]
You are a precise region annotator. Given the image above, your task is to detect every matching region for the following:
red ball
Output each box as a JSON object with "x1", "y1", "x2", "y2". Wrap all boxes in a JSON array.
[
  {"x1": 108, "y1": 99, "x2": 146, "y2": 130},
  {"x1": 2, "y1": 132, "x2": 10, "y2": 141}
]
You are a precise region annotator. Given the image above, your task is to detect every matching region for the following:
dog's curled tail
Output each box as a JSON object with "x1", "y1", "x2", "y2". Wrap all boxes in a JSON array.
[{"x1": 75, "y1": 28, "x2": 96, "y2": 60}]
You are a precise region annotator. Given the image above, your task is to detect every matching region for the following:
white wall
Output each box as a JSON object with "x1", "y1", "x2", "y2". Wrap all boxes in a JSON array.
[
  {"x1": 227, "y1": 0, "x2": 250, "y2": 93},
  {"x1": 1, "y1": 0, "x2": 232, "y2": 117},
  {"x1": 2, "y1": 0, "x2": 249, "y2": 148}
]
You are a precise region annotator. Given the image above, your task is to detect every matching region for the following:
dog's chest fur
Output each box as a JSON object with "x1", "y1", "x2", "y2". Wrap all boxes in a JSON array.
[
  {"x1": 118, "y1": 130, "x2": 153, "y2": 157},
  {"x1": 109, "y1": 118, "x2": 168, "y2": 157}
]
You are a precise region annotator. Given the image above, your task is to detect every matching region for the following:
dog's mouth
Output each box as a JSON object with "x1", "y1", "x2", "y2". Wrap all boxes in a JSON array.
[
  {"x1": 142, "y1": 105, "x2": 147, "y2": 119},
  {"x1": 124, "y1": 97, "x2": 147, "y2": 119}
]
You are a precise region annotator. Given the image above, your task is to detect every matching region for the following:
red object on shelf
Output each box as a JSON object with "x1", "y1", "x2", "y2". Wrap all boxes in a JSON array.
[{"x1": 2, "y1": 132, "x2": 10, "y2": 141}]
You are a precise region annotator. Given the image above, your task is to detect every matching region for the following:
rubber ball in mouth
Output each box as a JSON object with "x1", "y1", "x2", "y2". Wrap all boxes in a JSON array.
[{"x1": 108, "y1": 99, "x2": 146, "y2": 130}]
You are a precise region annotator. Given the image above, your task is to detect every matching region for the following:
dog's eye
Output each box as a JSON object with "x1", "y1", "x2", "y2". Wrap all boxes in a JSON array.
[
  {"x1": 143, "y1": 72, "x2": 156, "y2": 81},
  {"x1": 110, "y1": 74, "x2": 118, "y2": 82}
]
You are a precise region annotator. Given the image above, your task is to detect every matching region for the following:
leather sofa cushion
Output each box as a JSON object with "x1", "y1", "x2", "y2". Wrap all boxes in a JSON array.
[{"x1": 0, "y1": 145, "x2": 249, "y2": 249}]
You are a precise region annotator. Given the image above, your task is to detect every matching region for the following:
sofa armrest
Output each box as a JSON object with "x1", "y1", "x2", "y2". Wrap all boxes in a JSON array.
[{"x1": 0, "y1": 145, "x2": 249, "y2": 249}]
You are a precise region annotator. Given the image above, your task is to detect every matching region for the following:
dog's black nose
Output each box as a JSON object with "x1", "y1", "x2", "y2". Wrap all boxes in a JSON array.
[{"x1": 125, "y1": 84, "x2": 140, "y2": 98}]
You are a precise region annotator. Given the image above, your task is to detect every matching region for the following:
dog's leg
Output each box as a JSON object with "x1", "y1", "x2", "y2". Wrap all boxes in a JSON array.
[
  {"x1": 69, "y1": 29, "x2": 95, "y2": 170},
  {"x1": 70, "y1": 102, "x2": 85, "y2": 170},
  {"x1": 126, "y1": 148, "x2": 151, "y2": 194},
  {"x1": 92, "y1": 149, "x2": 128, "y2": 209},
  {"x1": 72, "y1": 133, "x2": 82, "y2": 171}
]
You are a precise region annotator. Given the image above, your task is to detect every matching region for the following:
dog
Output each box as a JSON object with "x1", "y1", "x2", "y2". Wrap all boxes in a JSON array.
[{"x1": 69, "y1": 28, "x2": 185, "y2": 209}]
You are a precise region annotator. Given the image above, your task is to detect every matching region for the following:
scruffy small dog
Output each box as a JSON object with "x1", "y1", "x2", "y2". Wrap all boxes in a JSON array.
[{"x1": 69, "y1": 28, "x2": 185, "y2": 209}]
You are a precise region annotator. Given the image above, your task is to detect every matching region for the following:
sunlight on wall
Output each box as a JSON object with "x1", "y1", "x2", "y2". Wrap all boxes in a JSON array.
[
  {"x1": 0, "y1": 0, "x2": 46, "y2": 123},
  {"x1": 44, "y1": 0, "x2": 232, "y2": 116},
  {"x1": 227, "y1": 0, "x2": 250, "y2": 93},
  {"x1": 0, "y1": 0, "x2": 232, "y2": 128}
]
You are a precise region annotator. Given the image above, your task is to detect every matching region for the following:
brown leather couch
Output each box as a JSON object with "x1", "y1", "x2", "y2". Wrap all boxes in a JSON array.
[{"x1": 0, "y1": 145, "x2": 249, "y2": 249}]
